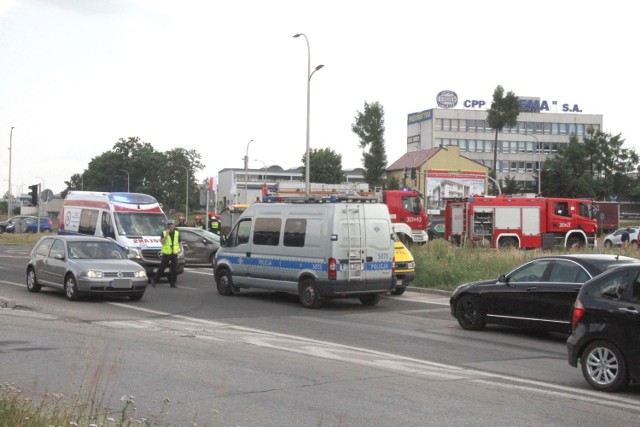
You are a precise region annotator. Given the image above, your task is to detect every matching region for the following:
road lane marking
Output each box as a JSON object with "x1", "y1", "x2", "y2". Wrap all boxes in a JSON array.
[{"x1": 104, "y1": 302, "x2": 639, "y2": 412}]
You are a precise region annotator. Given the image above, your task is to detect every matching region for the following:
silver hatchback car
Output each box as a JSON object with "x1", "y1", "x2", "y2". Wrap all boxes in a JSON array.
[{"x1": 26, "y1": 235, "x2": 148, "y2": 301}]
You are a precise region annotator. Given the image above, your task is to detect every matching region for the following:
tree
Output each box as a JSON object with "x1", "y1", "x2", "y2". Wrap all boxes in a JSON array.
[
  {"x1": 487, "y1": 85, "x2": 520, "y2": 190},
  {"x1": 541, "y1": 130, "x2": 639, "y2": 199},
  {"x1": 302, "y1": 148, "x2": 345, "y2": 184},
  {"x1": 352, "y1": 101, "x2": 388, "y2": 189},
  {"x1": 63, "y1": 137, "x2": 204, "y2": 212}
]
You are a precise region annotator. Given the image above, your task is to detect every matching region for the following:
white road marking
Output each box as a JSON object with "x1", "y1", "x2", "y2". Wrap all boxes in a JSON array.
[{"x1": 104, "y1": 302, "x2": 640, "y2": 412}]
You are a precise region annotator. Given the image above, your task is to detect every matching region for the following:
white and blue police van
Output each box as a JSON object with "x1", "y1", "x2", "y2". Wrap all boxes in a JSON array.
[{"x1": 213, "y1": 197, "x2": 395, "y2": 308}]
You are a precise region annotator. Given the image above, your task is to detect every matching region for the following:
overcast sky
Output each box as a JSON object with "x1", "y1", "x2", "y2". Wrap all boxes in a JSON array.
[{"x1": 1, "y1": 0, "x2": 637, "y2": 196}]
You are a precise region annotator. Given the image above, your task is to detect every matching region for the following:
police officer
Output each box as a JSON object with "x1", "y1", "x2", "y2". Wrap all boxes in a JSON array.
[
  {"x1": 194, "y1": 215, "x2": 205, "y2": 229},
  {"x1": 209, "y1": 213, "x2": 221, "y2": 235},
  {"x1": 153, "y1": 219, "x2": 182, "y2": 288}
]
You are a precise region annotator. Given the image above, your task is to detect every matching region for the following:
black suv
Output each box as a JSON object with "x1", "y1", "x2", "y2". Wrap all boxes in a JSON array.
[{"x1": 567, "y1": 264, "x2": 640, "y2": 392}]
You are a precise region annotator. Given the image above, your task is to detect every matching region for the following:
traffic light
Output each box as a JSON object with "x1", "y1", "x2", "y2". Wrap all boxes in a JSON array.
[
  {"x1": 411, "y1": 167, "x2": 417, "y2": 180},
  {"x1": 28, "y1": 184, "x2": 39, "y2": 206}
]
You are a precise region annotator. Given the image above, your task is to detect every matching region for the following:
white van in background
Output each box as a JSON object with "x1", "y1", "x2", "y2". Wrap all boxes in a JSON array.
[
  {"x1": 213, "y1": 200, "x2": 395, "y2": 308},
  {"x1": 59, "y1": 191, "x2": 184, "y2": 280}
]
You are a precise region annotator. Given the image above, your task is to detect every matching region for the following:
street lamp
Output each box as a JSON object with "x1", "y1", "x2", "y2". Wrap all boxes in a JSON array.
[
  {"x1": 8, "y1": 126, "x2": 14, "y2": 217},
  {"x1": 244, "y1": 139, "x2": 255, "y2": 204},
  {"x1": 293, "y1": 33, "x2": 324, "y2": 196},
  {"x1": 526, "y1": 134, "x2": 542, "y2": 195},
  {"x1": 119, "y1": 169, "x2": 130, "y2": 192},
  {"x1": 254, "y1": 159, "x2": 267, "y2": 184},
  {"x1": 176, "y1": 164, "x2": 189, "y2": 221}
]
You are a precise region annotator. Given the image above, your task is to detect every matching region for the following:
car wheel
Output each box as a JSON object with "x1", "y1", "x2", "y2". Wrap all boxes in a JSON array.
[
  {"x1": 604, "y1": 240, "x2": 613, "y2": 248},
  {"x1": 391, "y1": 285, "x2": 406, "y2": 296},
  {"x1": 26, "y1": 268, "x2": 42, "y2": 292},
  {"x1": 581, "y1": 340, "x2": 629, "y2": 392},
  {"x1": 215, "y1": 269, "x2": 235, "y2": 296},
  {"x1": 359, "y1": 294, "x2": 381, "y2": 306},
  {"x1": 129, "y1": 292, "x2": 144, "y2": 302},
  {"x1": 64, "y1": 274, "x2": 80, "y2": 301},
  {"x1": 454, "y1": 295, "x2": 486, "y2": 331},
  {"x1": 299, "y1": 278, "x2": 323, "y2": 308},
  {"x1": 498, "y1": 237, "x2": 518, "y2": 249},
  {"x1": 567, "y1": 236, "x2": 584, "y2": 249}
]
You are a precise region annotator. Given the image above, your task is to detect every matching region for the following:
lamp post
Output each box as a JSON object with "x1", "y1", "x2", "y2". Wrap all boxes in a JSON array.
[
  {"x1": 177, "y1": 164, "x2": 189, "y2": 221},
  {"x1": 254, "y1": 159, "x2": 267, "y2": 184},
  {"x1": 119, "y1": 169, "x2": 130, "y2": 192},
  {"x1": 526, "y1": 134, "x2": 542, "y2": 195},
  {"x1": 8, "y1": 126, "x2": 14, "y2": 217},
  {"x1": 35, "y1": 176, "x2": 45, "y2": 238},
  {"x1": 293, "y1": 33, "x2": 324, "y2": 196},
  {"x1": 244, "y1": 139, "x2": 254, "y2": 204}
]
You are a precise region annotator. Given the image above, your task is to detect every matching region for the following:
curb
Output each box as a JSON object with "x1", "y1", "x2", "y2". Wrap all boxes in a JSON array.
[{"x1": 406, "y1": 286, "x2": 451, "y2": 296}]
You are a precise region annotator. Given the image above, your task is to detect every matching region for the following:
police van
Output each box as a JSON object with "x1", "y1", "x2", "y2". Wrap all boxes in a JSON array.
[
  {"x1": 213, "y1": 198, "x2": 395, "y2": 308},
  {"x1": 59, "y1": 191, "x2": 184, "y2": 280}
]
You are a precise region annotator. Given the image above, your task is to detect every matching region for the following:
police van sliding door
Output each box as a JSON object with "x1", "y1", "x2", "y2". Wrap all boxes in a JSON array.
[{"x1": 363, "y1": 210, "x2": 393, "y2": 284}]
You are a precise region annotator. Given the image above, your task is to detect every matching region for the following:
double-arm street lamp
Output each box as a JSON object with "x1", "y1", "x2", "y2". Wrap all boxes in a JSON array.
[
  {"x1": 176, "y1": 165, "x2": 189, "y2": 221},
  {"x1": 244, "y1": 139, "x2": 255, "y2": 204},
  {"x1": 293, "y1": 33, "x2": 324, "y2": 196}
]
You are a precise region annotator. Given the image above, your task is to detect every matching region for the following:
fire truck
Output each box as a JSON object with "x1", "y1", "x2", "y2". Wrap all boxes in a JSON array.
[
  {"x1": 261, "y1": 183, "x2": 428, "y2": 244},
  {"x1": 444, "y1": 195, "x2": 598, "y2": 249}
]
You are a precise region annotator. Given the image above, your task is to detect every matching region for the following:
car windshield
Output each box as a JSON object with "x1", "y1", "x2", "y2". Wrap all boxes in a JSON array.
[
  {"x1": 114, "y1": 212, "x2": 166, "y2": 236},
  {"x1": 68, "y1": 241, "x2": 126, "y2": 259}
]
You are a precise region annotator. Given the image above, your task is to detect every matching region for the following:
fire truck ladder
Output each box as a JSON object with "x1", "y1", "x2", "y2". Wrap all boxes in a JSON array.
[{"x1": 344, "y1": 205, "x2": 364, "y2": 281}]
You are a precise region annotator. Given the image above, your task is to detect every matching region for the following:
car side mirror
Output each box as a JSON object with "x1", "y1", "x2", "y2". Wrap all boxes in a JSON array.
[
  {"x1": 498, "y1": 274, "x2": 508, "y2": 283},
  {"x1": 220, "y1": 234, "x2": 228, "y2": 247},
  {"x1": 54, "y1": 253, "x2": 65, "y2": 260}
]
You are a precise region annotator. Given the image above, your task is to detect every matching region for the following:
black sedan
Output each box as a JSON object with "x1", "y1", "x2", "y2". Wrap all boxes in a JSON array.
[
  {"x1": 450, "y1": 254, "x2": 640, "y2": 334},
  {"x1": 176, "y1": 227, "x2": 220, "y2": 266}
]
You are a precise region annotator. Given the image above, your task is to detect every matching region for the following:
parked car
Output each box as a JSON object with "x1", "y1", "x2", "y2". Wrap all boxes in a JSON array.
[
  {"x1": 26, "y1": 235, "x2": 148, "y2": 301},
  {"x1": 0, "y1": 215, "x2": 53, "y2": 233},
  {"x1": 176, "y1": 226, "x2": 220, "y2": 266},
  {"x1": 567, "y1": 264, "x2": 640, "y2": 392},
  {"x1": 449, "y1": 254, "x2": 640, "y2": 333},
  {"x1": 0, "y1": 215, "x2": 32, "y2": 233},
  {"x1": 603, "y1": 226, "x2": 640, "y2": 248},
  {"x1": 391, "y1": 235, "x2": 416, "y2": 296}
]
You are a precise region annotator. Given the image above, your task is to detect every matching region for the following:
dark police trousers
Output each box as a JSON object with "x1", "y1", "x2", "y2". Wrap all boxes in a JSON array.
[{"x1": 155, "y1": 253, "x2": 178, "y2": 286}]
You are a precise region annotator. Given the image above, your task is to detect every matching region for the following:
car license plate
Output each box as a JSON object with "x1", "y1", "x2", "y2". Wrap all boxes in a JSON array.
[{"x1": 110, "y1": 279, "x2": 132, "y2": 289}]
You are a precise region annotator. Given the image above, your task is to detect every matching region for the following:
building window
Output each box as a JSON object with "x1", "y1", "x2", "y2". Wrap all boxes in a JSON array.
[{"x1": 551, "y1": 123, "x2": 559, "y2": 135}]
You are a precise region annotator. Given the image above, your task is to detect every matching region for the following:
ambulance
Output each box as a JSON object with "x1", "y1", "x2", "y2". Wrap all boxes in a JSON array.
[
  {"x1": 59, "y1": 191, "x2": 184, "y2": 280},
  {"x1": 214, "y1": 197, "x2": 396, "y2": 308}
]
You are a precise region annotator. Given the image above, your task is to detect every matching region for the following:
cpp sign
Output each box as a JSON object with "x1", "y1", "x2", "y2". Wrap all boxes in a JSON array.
[{"x1": 463, "y1": 100, "x2": 486, "y2": 109}]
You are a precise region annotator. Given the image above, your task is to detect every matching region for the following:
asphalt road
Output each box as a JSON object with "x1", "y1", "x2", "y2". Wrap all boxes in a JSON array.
[{"x1": 1, "y1": 244, "x2": 639, "y2": 426}]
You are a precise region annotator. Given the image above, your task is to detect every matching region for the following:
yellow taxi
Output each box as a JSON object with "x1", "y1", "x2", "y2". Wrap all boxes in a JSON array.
[{"x1": 392, "y1": 235, "x2": 416, "y2": 295}]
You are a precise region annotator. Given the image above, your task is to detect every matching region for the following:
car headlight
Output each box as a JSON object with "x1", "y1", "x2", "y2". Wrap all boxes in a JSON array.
[
  {"x1": 134, "y1": 270, "x2": 147, "y2": 278},
  {"x1": 408, "y1": 261, "x2": 416, "y2": 269},
  {"x1": 127, "y1": 248, "x2": 142, "y2": 260},
  {"x1": 86, "y1": 270, "x2": 104, "y2": 278}
]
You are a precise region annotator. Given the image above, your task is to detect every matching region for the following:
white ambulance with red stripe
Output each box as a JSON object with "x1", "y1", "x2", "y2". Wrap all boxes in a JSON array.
[{"x1": 59, "y1": 191, "x2": 184, "y2": 280}]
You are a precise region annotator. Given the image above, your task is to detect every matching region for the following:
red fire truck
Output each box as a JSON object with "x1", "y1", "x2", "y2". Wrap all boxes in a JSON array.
[
  {"x1": 444, "y1": 195, "x2": 598, "y2": 249},
  {"x1": 262, "y1": 184, "x2": 428, "y2": 244}
]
